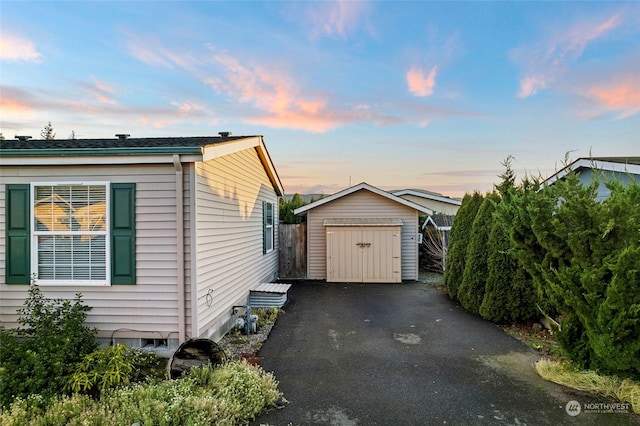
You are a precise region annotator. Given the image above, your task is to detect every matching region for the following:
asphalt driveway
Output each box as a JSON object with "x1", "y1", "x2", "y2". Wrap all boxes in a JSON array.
[{"x1": 254, "y1": 281, "x2": 639, "y2": 426}]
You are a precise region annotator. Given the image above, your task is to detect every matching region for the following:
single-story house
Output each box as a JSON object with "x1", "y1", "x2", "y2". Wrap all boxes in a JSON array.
[
  {"x1": 544, "y1": 157, "x2": 640, "y2": 201},
  {"x1": 294, "y1": 183, "x2": 432, "y2": 283},
  {"x1": 0, "y1": 134, "x2": 283, "y2": 355},
  {"x1": 391, "y1": 188, "x2": 461, "y2": 216}
]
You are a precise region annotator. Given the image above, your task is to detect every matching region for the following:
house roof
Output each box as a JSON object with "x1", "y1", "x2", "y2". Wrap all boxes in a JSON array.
[
  {"x1": 391, "y1": 188, "x2": 462, "y2": 206},
  {"x1": 0, "y1": 135, "x2": 256, "y2": 155},
  {"x1": 544, "y1": 156, "x2": 640, "y2": 186},
  {"x1": 422, "y1": 214, "x2": 455, "y2": 230},
  {"x1": 0, "y1": 135, "x2": 285, "y2": 196},
  {"x1": 294, "y1": 182, "x2": 433, "y2": 216}
]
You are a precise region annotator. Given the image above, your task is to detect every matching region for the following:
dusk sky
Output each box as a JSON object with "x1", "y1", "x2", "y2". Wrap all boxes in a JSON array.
[{"x1": 1, "y1": 1, "x2": 638, "y2": 197}]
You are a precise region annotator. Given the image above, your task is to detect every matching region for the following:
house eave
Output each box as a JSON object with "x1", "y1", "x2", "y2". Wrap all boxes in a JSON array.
[{"x1": 0, "y1": 146, "x2": 202, "y2": 157}]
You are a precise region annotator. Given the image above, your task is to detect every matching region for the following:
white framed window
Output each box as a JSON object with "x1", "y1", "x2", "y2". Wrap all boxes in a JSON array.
[
  {"x1": 264, "y1": 201, "x2": 274, "y2": 253},
  {"x1": 31, "y1": 182, "x2": 110, "y2": 285}
]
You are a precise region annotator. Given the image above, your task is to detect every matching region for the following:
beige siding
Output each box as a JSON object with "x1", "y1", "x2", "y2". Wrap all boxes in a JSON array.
[
  {"x1": 0, "y1": 164, "x2": 186, "y2": 341},
  {"x1": 194, "y1": 148, "x2": 279, "y2": 340},
  {"x1": 306, "y1": 190, "x2": 420, "y2": 281},
  {"x1": 397, "y1": 194, "x2": 460, "y2": 215}
]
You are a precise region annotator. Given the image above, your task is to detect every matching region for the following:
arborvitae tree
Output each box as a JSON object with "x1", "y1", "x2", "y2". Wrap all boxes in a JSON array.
[
  {"x1": 480, "y1": 198, "x2": 538, "y2": 323},
  {"x1": 443, "y1": 192, "x2": 484, "y2": 300},
  {"x1": 480, "y1": 157, "x2": 538, "y2": 323},
  {"x1": 507, "y1": 177, "x2": 557, "y2": 314},
  {"x1": 457, "y1": 192, "x2": 500, "y2": 314},
  {"x1": 279, "y1": 193, "x2": 306, "y2": 224},
  {"x1": 41, "y1": 121, "x2": 55, "y2": 140}
]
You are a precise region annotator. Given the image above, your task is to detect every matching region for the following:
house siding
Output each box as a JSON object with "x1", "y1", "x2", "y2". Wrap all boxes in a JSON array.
[
  {"x1": 194, "y1": 148, "x2": 279, "y2": 340},
  {"x1": 306, "y1": 190, "x2": 420, "y2": 281},
  {"x1": 0, "y1": 164, "x2": 184, "y2": 342}
]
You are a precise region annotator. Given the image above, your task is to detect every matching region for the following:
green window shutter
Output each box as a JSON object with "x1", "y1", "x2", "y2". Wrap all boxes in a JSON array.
[
  {"x1": 111, "y1": 183, "x2": 136, "y2": 284},
  {"x1": 262, "y1": 201, "x2": 267, "y2": 254},
  {"x1": 5, "y1": 184, "x2": 31, "y2": 284}
]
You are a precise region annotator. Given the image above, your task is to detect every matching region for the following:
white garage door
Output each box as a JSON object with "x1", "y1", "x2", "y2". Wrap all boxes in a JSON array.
[{"x1": 325, "y1": 219, "x2": 402, "y2": 283}]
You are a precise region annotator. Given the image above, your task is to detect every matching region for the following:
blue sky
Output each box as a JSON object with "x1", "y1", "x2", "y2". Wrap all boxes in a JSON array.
[{"x1": 1, "y1": 1, "x2": 638, "y2": 197}]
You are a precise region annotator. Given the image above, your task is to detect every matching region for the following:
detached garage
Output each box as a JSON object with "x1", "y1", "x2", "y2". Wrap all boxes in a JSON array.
[{"x1": 294, "y1": 183, "x2": 432, "y2": 283}]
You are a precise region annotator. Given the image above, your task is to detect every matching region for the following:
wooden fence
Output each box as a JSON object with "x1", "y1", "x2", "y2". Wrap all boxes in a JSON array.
[{"x1": 279, "y1": 222, "x2": 307, "y2": 278}]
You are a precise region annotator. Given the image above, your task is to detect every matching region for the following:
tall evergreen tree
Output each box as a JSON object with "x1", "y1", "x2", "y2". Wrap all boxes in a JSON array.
[
  {"x1": 480, "y1": 157, "x2": 538, "y2": 323},
  {"x1": 507, "y1": 177, "x2": 557, "y2": 314},
  {"x1": 443, "y1": 192, "x2": 484, "y2": 300},
  {"x1": 457, "y1": 192, "x2": 500, "y2": 314},
  {"x1": 480, "y1": 198, "x2": 538, "y2": 323}
]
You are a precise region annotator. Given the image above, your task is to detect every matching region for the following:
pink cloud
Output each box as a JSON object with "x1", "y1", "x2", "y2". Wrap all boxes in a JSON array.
[
  {"x1": 82, "y1": 80, "x2": 117, "y2": 105},
  {"x1": 203, "y1": 51, "x2": 358, "y2": 132},
  {"x1": 515, "y1": 13, "x2": 623, "y2": 98},
  {"x1": 582, "y1": 75, "x2": 640, "y2": 119},
  {"x1": 406, "y1": 65, "x2": 438, "y2": 97},
  {"x1": 0, "y1": 32, "x2": 41, "y2": 62}
]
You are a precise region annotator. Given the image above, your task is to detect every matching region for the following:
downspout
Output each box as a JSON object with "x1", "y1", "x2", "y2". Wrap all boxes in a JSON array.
[{"x1": 173, "y1": 154, "x2": 186, "y2": 344}]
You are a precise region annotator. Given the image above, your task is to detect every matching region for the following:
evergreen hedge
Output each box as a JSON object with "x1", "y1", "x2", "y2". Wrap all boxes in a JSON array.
[
  {"x1": 457, "y1": 192, "x2": 500, "y2": 314},
  {"x1": 443, "y1": 192, "x2": 484, "y2": 300},
  {"x1": 444, "y1": 157, "x2": 639, "y2": 377}
]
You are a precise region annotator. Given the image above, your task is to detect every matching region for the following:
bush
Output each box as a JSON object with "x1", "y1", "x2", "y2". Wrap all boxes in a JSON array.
[
  {"x1": 444, "y1": 192, "x2": 484, "y2": 300},
  {"x1": 0, "y1": 286, "x2": 97, "y2": 408},
  {"x1": 0, "y1": 361, "x2": 283, "y2": 425},
  {"x1": 507, "y1": 178, "x2": 557, "y2": 315},
  {"x1": 279, "y1": 194, "x2": 306, "y2": 224},
  {"x1": 480, "y1": 185, "x2": 538, "y2": 323},
  {"x1": 523, "y1": 172, "x2": 640, "y2": 377},
  {"x1": 67, "y1": 344, "x2": 163, "y2": 397},
  {"x1": 457, "y1": 192, "x2": 500, "y2": 314}
]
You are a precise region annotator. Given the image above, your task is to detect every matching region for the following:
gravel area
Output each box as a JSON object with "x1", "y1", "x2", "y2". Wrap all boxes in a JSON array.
[{"x1": 218, "y1": 323, "x2": 275, "y2": 362}]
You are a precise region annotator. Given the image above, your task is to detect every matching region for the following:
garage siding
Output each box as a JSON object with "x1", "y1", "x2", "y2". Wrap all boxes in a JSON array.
[{"x1": 306, "y1": 190, "x2": 420, "y2": 281}]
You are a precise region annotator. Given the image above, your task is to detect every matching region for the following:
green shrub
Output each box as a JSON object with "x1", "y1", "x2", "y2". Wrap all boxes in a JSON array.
[
  {"x1": 444, "y1": 192, "x2": 484, "y2": 300},
  {"x1": 68, "y1": 344, "x2": 163, "y2": 397},
  {"x1": 592, "y1": 240, "x2": 640, "y2": 375},
  {"x1": 279, "y1": 194, "x2": 306, "y2": 224},
  {"x1": 0, "y1": 361, "x2": 283, "y2": 425},
  {"x1": 507, "y1": 178, "x2": 557, "y2": 315},
  {"x1": 521, "y1": 171, "x2": 640, "y2": 377},
  {"x1": 67, "y1": 344, "x2": 133, "y2": 396},
  {"x1": 0, "y1": 286, "x2": 97, "y2": 408},
  {"x1": 254, "y1": 307, "x2": 282, "y2": 328},
  {"x1": 480, "y1": 216, "x2": 538, "y2": 323},
  {"x1": 457, "y1": 192, "x2": 500, "y2": 314},
  {"x1": 480, "y1": 184, "x2": 538, "y2": 323}
]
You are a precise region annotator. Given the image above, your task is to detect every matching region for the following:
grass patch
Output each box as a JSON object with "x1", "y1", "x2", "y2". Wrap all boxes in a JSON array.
[
  {"x1": 535, "y1": 358, "x2": 639, "y2": 414},
  {"x1": 0, "y1": 361, "x2": 283, "y2": 425}
]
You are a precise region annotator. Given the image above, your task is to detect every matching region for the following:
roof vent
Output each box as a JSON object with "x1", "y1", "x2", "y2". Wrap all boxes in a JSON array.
[
  {"x1": 218, "y1": 131, "x2": 232, "y2": 138},
  {"x1": 15, "y1": 135, "x2": 32, "y2": 141},
  {"x1": 115, "y1": 134, "x2": 130, "y2": 140}
]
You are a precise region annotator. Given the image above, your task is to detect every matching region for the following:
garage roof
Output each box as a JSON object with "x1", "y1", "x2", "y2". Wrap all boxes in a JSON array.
[
  {"x1": 324, "y1": 218, "x2": 403, "y2": 226},
  {"x1": 294, "y1": 182, "x2": 433, "y2": 216}
]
